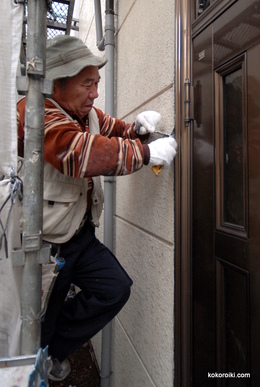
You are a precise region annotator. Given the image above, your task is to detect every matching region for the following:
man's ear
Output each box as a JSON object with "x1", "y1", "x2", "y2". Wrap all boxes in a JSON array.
[
  {"x1": 52, "y1": 80, "x2": 57, "y2": 92},
  {"x1": 52, "y1": 80, "x2": 59, "y2": 98}
]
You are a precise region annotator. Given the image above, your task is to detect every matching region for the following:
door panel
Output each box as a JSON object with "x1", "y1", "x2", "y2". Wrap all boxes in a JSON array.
[
  {"x1": 192, "y1": 0, "x2": 260, "y2": 385},
  {"x1": 216, "y1": 258, "x2": 250, "y2": 378},
  {"x1": 193, "y1": 24, "x2": 216, "y2": 385},
  {"x1": 247, "y1": 42, "x2": 260, "y2": 382},
  {"x1": 214, "y1": 52, "x2": 250, "y2": 381}
]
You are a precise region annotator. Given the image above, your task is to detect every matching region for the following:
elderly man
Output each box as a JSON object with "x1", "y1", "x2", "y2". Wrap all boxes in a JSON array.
[{"x1": 17, "y1": 35, "x2": 177, "y2": 381}]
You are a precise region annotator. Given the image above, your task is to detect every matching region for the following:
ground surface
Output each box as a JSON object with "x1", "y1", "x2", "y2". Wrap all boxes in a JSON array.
[{"x1": 49, "y1": 342, "x2": 100, "y2": 387}]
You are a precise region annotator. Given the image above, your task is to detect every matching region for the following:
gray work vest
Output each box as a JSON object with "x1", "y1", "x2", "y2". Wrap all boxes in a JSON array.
[{"x1": 41, "y1": 102, "x2": 104, "y2": 243}]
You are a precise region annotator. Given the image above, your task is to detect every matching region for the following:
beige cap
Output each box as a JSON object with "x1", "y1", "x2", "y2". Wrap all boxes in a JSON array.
[{"x1": 46, "y1": 35, "x2": 107, "y2": 80}]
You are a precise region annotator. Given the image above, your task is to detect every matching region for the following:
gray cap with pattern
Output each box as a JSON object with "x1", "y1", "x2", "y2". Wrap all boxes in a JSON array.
[{"x1": 46, "y1": 35, "x2": 107, "y2": 80}]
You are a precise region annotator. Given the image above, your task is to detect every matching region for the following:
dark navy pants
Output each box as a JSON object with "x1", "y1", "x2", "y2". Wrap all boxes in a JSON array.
[{"x1": 41, "y1": 221, "x2": 133, "y2": 361}]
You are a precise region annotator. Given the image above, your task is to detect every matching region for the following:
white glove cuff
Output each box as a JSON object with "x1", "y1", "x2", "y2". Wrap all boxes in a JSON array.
[{"x1": 148, "y1": 137, "x2": 177, "y2": 166}]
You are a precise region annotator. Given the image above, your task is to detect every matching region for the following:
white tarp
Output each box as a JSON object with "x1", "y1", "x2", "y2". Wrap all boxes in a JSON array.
[{"x1": 0, "y1": 0, "x2": 24, "y2": 356}]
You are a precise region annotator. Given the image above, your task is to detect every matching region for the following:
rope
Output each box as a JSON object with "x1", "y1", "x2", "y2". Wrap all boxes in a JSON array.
[{"x1": 0, "y1": 161, "x2": 23, "y2": 259}]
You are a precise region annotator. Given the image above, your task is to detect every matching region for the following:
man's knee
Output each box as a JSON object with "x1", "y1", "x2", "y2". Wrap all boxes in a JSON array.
[
  {"x1": 121, "y1": 281, "x2": 132, "y2": 303},
  {"x1": 109, "y1": 277, "x2": 132, "y2": 307}
]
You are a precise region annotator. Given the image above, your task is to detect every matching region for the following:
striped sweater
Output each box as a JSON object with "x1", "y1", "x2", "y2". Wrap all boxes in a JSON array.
[{"x1": 17, "y1": 98, "x2": 150, "y2": 214}]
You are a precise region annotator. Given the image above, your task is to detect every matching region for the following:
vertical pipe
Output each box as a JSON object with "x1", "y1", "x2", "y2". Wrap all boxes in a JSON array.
[
  {"x1": 101, "y1": 2, "x2": 115, "y2": 386},
  {"x1": 20, "y1": 0, "x2": 47, "y2": 355},
  {"x1": 94, "y1": 0, "x2": 105, "y2": 50}
]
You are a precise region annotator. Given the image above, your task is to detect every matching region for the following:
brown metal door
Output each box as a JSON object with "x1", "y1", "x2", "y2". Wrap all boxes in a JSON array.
[{"x1": 192, "y1": 1, "x2": 260, "y2": 385}]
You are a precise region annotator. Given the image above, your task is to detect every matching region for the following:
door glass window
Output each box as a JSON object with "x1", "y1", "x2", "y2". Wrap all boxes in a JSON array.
[
  {"x1": 223, "y1": 69, "x2": 243, "y2": 226},
  {"x1": 215, "y1": 55, "x2": 248, "y2": 237}
]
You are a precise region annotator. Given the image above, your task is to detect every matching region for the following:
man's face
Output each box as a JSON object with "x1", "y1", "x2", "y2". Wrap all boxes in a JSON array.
[{"x1": 53, "y1": 66, "x2": 100, "y2": 117}]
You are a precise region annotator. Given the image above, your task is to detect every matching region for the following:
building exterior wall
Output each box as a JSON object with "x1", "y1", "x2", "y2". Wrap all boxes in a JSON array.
[{"x1": 79, "y1": 1, "x2": 176, "y2": 385}]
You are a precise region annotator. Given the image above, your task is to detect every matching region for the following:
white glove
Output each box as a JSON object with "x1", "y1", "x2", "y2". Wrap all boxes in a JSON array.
[
  {"x1": 134, "y1": 111, "x2": 161, "y2": 135},
  {"x1": 148, "y1": 137, "x2": 177, "y2": 166}
]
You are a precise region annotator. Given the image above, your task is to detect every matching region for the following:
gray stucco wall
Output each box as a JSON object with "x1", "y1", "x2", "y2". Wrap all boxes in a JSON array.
[{"x1": 79, "y1": 1, "x2": 176, "y2": 385}]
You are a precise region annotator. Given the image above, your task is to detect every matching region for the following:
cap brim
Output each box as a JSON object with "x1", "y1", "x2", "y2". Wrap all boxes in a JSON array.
[{"x1": 46, "y1": 56, "x2": 108, "y2": 80}]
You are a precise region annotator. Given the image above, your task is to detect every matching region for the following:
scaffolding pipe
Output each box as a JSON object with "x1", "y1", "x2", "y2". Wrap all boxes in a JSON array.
[
  {"x1": 101, "y1": 1, "x2": 115, "y2": 386},
  {"x1": 20, "y1": 0, "x2": 47, "y2": 355},
  {"x1": 94, "y1": 0, "x2": 105, "y2": 51}
]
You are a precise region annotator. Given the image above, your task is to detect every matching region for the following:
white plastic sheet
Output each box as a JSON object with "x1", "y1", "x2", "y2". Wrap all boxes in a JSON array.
[{"x1": 0, "y1": 0, "x2": 24, "y2": 356}]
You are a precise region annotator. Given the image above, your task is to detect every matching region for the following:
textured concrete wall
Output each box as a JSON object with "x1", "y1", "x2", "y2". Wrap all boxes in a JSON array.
[{"x1": 79, "y1": 1, "x2": 176, "y2": 385}]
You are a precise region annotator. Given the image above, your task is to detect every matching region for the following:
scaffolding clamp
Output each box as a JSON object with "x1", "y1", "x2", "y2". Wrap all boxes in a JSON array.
[
  {"x1": 26, "y1": 57, "x2": 45, "y2": 76},
  {"x1": 13, "y1": 239, "x2": 51, "y2": 267},
  {"x1": 17, "y1": 75, "x2": 53, "y2": 97}
]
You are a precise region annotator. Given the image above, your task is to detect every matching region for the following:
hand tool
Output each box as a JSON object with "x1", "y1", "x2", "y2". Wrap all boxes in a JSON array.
[{"x1": 152, "y1": 127, "x2": 175, "y2": 176}]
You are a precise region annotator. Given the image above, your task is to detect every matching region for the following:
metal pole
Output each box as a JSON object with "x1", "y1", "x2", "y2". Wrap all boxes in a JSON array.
[
  {"x1": 20, "y1": 0, "x2": 47, "y2": 355},
  {"x1": 101, "y1": 1, "x2": 115, "y2": 386},
  {"x1": 94, "y1": 0, "x2": 105, "y2": 51}
]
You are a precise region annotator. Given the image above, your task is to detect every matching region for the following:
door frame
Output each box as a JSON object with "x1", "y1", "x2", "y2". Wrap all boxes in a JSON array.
[
  {"x1": 174, "y1": 1, "x2": 240, "y2": 386},
  {"x1": 174, "y1": 0, "x2": 193, "y2": 385}
]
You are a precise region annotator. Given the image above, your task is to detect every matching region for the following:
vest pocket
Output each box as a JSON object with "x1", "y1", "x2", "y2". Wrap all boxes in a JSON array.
[{"x1": 43, "y1": 181, "x2": 84, "y2": 239}]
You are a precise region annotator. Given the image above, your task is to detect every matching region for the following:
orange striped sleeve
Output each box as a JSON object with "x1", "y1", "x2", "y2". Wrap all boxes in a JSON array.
[{"x1": 17, "y1": 98, "x2": 149, "y2": 178}]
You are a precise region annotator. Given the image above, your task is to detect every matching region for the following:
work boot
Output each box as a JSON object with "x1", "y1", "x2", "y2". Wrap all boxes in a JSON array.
[{"x1": 48, "y1": 357, "x2": 71, "y2": 381}]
